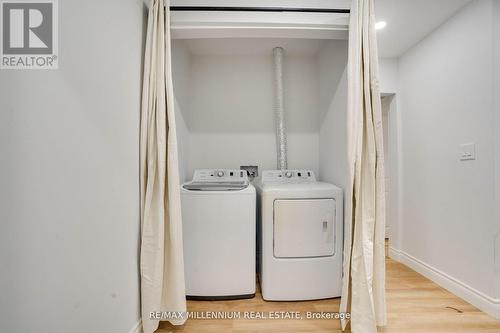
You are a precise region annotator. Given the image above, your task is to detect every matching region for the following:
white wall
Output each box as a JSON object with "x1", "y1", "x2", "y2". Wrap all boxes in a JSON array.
[
  {"x1": 318, "y1": 70, "x2": 347, "y2": 188},
  {"x1": 317, "y1": 40, "x2": 348, "y2": 187},
  {"x1": 174, "y1": 98, "x2": 190, "y2": 183},
  {"x1": 381, "y1": 97, "x2": 390, "y2": 236},
  {"x1": 188, "y1": 54, "x2": 319, "y2": 133},
  {"x1": 0, "y1": 1, "x2": 145, "y2": 332},
  {"x1": 378, "y1": 58, "x2": 403, "y2": 249},
  {"x1": 174, "y1": 41, "x2": 329, "y2": 177},
  {"x1": 378, "y1": 58, "x2": 399, "y2": 95},
  {"x1": 187, "y1": 133, "x2": 319, "y2": 176},
  {"x1": 172, "y1": 41, "x2": 192, "y2": 183},
  {"x1": 396, "y1": 0, "x2": 499, "y2": 316},
  {"x1": 493, "y1": 0, "x2": 500, "y2": 300},
  {"x1": 385, "y1": 94, "x2": 403, "y2": 251}
]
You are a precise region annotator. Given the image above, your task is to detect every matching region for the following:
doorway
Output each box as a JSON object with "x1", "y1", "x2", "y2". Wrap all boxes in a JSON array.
[{"x1": 381, "y1": 94, "x2": 400, "y2": 258}]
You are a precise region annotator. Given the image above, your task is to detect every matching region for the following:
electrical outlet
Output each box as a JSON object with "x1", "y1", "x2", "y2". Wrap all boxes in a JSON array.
[
  {"x1": 459, "y1": 143, "x2": 476, "y2": 161},
  {"x1": 240, "y1": 165, "x2": 258, "y2": 179}
]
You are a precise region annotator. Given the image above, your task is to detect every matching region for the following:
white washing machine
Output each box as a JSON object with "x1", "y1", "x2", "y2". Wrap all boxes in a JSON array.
[
  {"x1": 181, "y1": 169, "x2": 256, "y2": 299},
  {"x1": 254, "y1": 170, "x2": 343, "y2": 301}
]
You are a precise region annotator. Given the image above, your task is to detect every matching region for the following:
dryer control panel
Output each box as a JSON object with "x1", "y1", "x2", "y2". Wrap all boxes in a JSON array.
[{"x1": 261, "y1": 170, "x2": 316, "y2": 183}]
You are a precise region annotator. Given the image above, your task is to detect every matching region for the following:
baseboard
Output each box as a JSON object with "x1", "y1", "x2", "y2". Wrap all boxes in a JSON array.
[
  {"x1": 130, "y1": 319, "x2": 142, "y2": 333},
  {"x1": 394, "y1": 249, "x2": 500, "y2": 319},
  {"x1": 388, "y1": 246, "x2": 402, "y2": 262}
]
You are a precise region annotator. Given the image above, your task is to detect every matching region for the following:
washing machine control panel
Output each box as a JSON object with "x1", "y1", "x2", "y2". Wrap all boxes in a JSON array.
[
  {"x1": 261, "y1": 170, "x2": 316, "y2": 183},
  {"x1": 192, "y1": 169, "x2": 249, "y2": 182}
]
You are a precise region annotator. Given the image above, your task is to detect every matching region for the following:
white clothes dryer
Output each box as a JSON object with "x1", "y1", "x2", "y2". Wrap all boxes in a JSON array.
[{"x1": 254, "y1": 170, "x2": 343, "y2": 301}]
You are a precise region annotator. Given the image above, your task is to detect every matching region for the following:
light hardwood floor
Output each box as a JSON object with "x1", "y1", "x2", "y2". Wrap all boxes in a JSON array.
[{"x1": 157, "y1": 249, "x2": 500, "y2": 332}]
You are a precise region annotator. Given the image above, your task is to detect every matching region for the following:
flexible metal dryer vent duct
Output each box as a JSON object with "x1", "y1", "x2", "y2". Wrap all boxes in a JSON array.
[{"x1": 273, "y1": 47, "x2": 288, "y2": 170}]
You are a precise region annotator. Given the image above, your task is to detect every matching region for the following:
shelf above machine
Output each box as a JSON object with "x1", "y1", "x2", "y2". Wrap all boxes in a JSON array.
[
  {"x1": 142, "y1": 1, "x2": 350, "y2": 39},
  {"x1": 170, "y1": 11, "x2": 349, "y2": 39}
]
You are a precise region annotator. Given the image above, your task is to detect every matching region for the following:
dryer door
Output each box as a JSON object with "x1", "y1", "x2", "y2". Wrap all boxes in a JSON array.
[{"x1": 273, "y1": 199, "x2": 335, "y2": 258}]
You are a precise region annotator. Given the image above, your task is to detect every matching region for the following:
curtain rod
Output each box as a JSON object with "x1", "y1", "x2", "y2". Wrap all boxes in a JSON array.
[{"x1": 169, "y1": 6, "x2": 350, "y2": 14}]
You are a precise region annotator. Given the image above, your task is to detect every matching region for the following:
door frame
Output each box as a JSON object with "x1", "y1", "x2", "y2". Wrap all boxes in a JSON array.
[{"x1": 381, "y1": 93, "x2": 403, "y2": 260}]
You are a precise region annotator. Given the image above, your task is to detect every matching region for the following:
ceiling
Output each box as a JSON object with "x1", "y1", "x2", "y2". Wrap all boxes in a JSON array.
[{"x1": 375, "y1": 0, "x2": 472, "y2": 58}]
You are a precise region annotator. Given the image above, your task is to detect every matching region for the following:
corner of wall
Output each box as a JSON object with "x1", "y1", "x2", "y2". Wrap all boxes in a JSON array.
[
  {"x1": 397, "y1": 249, "x2": 500, "y2": 319},
  {"x1": 378, "y1": 57, "x2": 399, "y2": 95},
  {"x1": 129, "y1": 319, "x2": 143, "y2": 333},
  {"x1": 393, "y1": 0, "x2": 499, "y2": 310},
  {"x1": 492, "y1": 0, "x2": 500, "y2": 300}
]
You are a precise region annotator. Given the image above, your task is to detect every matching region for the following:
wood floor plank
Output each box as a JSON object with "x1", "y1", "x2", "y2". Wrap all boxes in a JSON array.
[{"x1": 156, "y1": 254, "x2": 500, "y2": 332}]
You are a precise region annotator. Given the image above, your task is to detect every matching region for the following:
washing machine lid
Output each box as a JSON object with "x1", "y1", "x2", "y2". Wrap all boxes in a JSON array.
[
  {"x1": 183, "y1": 169, "x2": 249, "y2": 191},
  {"x1": 183, "y1": 181, "x2": 248, "y2": 191}
]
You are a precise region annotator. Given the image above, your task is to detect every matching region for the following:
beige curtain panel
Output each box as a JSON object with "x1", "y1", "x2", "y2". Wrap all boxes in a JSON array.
[
  {"x1": 140, "y1": 1, "x2": 186, "y2": 333},
  {"x1": 340, "y1": 0, "x2": 387, "y2": 332}
]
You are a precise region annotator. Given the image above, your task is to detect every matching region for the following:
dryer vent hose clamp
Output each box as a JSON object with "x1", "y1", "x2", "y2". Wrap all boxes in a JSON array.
[{"x1": 273, "y1": 47, "x2": 288, "y2": 170}]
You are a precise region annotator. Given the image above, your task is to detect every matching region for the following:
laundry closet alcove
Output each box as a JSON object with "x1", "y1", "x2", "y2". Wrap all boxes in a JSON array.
[
  {"x1": 170, "y1": 26, "x2": 349, "y2": 191},
  {"x1": 139, "y1": 1, "x2": 386, "y2": 332}
]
